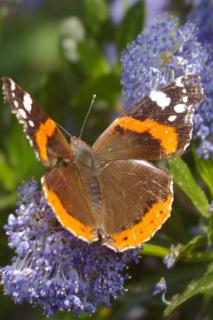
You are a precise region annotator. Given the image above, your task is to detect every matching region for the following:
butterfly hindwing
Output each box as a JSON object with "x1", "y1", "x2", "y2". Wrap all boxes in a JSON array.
[
  {"x1": 93, "y1": 75, "x2": 204, "y2": 161},
  {"x1": 2, "y1": 77, "x2": 72, "y2": 166},
  {"x1": 41, "y1": 166, "x2": 99, "y2": 243},
  {"x1": 99, "y1": 159, "x2": 173, "y2": 251},
  {"x1": 41, "y1": 157, "x2": 173, "y2": 252}
]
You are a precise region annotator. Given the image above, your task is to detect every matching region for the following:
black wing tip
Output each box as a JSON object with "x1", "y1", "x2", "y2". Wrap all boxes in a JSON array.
[
  {"x1": 1, "y1": 77, "x2": 17, "y2": 104},
  {"x1": 1, "y1": 76, "x2": 13, "y2": 86},
  {"x1": 181, "y1": 74, "x2": 201, "y2": 87},
  {"x1": 2, "y1": 77, "x2": 10, "y2": 103},
  {"x1": 177, "y1": 74, "x2": 205, "y2": 103}
]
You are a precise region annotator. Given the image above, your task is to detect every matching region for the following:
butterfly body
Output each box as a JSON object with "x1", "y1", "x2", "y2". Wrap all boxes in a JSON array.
[{"x1": 2, "y1": 75, "x2": 204, "y2": 251}]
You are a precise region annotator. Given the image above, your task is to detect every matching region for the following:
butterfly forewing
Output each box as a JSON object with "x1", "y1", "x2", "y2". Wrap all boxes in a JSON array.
[
  {"x1": 2, "y1": 77, "x2": 72, "y2": 166},
  {"x1": 93, "y1": 75, "x2": 204, "y2": 161}
]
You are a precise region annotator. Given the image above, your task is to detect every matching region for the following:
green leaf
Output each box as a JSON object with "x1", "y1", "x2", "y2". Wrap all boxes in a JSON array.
[
  {"x1": 84, "y1": 0, "x2": 108, "y2": 24},
  {"x1": 164, "y1": 263, "x2": 213, "y2": 316},
  {"x1": 7, "y1": 126, "x2": 41, "y2": 181},
  {"x1": 116, "y1": 1, "x2": 145, "y2": 50},
  {"x1": 172, "y1": 236, "x2": 210, "y2": 265},
  {"x1": 0, "y1": 153, "x2": 16, "y2": 191},
  {"x1": 71, "y1": 72, "x2": 120, "y2": 107},
  {"x1": 0, "y1": 19, "x2": 60, "y2": 74},
  {"x1": 0, "y1": 193, "x2": 17, "y2": 210},
  {"x1": 208, "y1": 214, "x2": 213, "y2": 244},
  {"x1": 168, "y1": 158, "x2": 209, "y2": 218},
  {"x1": 177, "y1": 236, "x2": 206, "y2": 260},
  {"x1": 78, "y1": 41, "x2": 110, "y2": 78},
  {"x1": 194, "y1": 154, "x2": 213, "y2": 197},
  {"x1": 84, "y1": 0, "x2": 109, "y2": 36},
  {"x1": 0, "y1": 12, "x2": 2, "y2": 42}
]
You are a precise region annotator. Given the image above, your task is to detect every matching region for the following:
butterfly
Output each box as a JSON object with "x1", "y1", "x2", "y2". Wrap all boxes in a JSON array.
[{"x1": 2, "y1": 75, "x2": 204, "y2": 251}]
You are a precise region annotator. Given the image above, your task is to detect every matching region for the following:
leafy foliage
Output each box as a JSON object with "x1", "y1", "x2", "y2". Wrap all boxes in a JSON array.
[{"x1": 168, "y1": 158, "x2": 209, "y2": 218}]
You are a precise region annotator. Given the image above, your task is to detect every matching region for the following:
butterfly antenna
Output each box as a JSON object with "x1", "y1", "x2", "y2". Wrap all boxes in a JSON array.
[
  {"x1": 55, "y1": 121, "x2": 72, "y2": 138},
  {"x1": 79, "y1": 94, "x2": 96, "y2": 138}
]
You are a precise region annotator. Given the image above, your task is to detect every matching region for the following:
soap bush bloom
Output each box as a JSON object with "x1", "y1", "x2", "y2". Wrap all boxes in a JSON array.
[
  {"x1": 0, "y1": 180, "x2": 139, "y2": 316},
  {"x1": 188, "y1": 0, "x2": 213, "y2": 158},
  {"x1": 121, "y1": 13, "x2": 212, "y2": 158},
  {"x1": 121, "y1": 14, "x2": 207, "y2": 107}
]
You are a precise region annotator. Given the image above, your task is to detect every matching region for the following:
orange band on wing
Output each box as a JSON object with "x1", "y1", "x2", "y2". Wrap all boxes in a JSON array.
[
  {"x1": 116, "y1": 116, "x2": 177, "y2": 154},
  {"x1": 42, "y1": 182, "x2": 96, "y2": 242},
  {"x1": 35, "y1": 118, "x2": 56, "y2": 161},
  {"x1": 106, "y1": 194, "x2": 173, "y2": 252}
]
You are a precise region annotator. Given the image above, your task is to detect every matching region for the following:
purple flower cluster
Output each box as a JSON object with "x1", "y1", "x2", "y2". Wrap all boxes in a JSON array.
[
  {"x1": 163, "y1": 244, "x2": 183, "y2": 269},
  {"x1": 188, "y1": 0, "x2": 213, "y2": 158},
  {"x1": 121, "y1": 14, "x2": 207, "y2": 107},
  {"x1": 0, "y1": 180, "x2": 139, "y2": 317},
  {"x1": 121, "y1": 13, "x2": 212, "y2": 158},
  {"x1": 153, "y1": 277, "x2": 167, "y2": 297},
  {"x1": 153, "y1": 277, "x2": 170, "y2": 306}
]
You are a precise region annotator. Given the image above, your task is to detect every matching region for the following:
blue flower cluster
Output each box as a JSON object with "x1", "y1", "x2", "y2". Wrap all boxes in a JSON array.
[
  {"x1": 188, "y1": 0, "x2": 213, "y2": 158},
  {"x1": 153, "y1": 277, "x2": 170, "y2": 306},
  {"x1": 153, "y1": 277, "x2": 167, "y2": 297},
  {"x1": 121, "y1": 14, "x2": 207, "y2": 107},
  {"x1": 121, "y1": 13, "x2": 212, "y2": 158},
  {"x1": 0, "y1": 180, "x2": 139, "y2": 317}
]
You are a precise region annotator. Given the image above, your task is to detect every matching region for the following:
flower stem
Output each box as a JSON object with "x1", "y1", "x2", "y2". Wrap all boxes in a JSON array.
[{"x1": 141, "y1": 244, "x2": 169, "y2": 258}]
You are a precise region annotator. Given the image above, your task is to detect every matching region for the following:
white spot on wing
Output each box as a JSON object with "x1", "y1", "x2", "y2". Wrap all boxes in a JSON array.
[
  {"x1": 174, "y1": 104, "x2": 185, "y2": 113},
  {"x1": 168, "y1": 115, "x2": 177, "y2": 122},
  {"x1": 23, "y1": 93, "x2": 33, "y2": 112},
  {"x1": 19, "y1": 119, "x2": 26, "y2": 125},
  {"x1": 18, "y1": 109, "x2": 27, "y2": 119},
  {"x1": 185, "y1": 106, "x2": 194, "y2": 123},
  {"x1": 26, "y1": 136, "x2": 33, "y2": 146},
  {"x1": 149, "y1": 90, "x2": 171, "y2": 109},
  {"x1": 29, "y1": 120, "x2": 35, "y2": 127},
  {"x1": 14, "y1": 100, "x2": 19, "y2": 108},
  {"x1": 175, "y1": 76, "x2": 184, "y2": 87},
  {"x1": 9, "y1": 79, "x2": 16, "y2": 91},
  {"x1": 182, "y1": 96, "x2": 188, "y2": 103}
]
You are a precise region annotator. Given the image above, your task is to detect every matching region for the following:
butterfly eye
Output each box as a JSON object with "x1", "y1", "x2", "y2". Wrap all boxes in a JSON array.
[{"x1": 62, "y1": 161, "x2": 71, "y2": 168}]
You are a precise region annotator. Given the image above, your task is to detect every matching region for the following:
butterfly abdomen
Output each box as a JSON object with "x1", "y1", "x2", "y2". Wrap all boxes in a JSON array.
[
  {"x1": 88, "y1": 176, "x2": 103, "y2": 213},
  {"x1": 71, "y1": 137, "x2": 103, "y2": 215}
]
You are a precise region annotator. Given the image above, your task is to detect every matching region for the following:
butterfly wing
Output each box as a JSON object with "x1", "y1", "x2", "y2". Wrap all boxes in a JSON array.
[
  {"x1": 42, "y1": 159, "x2": 173, "y2": 251},
  {"x1": 93, "y1": 75, "x2": 204, "y2": 161},
  {"x1": 2, "y1": 77, "x2": 72, "y2": 166},
  {"x1": 98, "y1": 159, "x2": 173, "y2": 251},
  {"x1": 41, "y1": 166, "x2": 99, "y2": 243}
]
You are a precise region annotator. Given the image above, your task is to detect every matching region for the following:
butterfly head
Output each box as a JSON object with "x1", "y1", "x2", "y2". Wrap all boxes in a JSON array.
[{"x1": 71, "y1": 137, "x2": 94, "y2": 169}]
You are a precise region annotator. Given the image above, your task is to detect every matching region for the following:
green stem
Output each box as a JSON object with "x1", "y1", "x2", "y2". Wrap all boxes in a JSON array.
[
  {"x1": 141, "y1": 244, "x2": 169, "y2": 258},
  {"x1": 140, "y1": 244, "x2": 213, "y2": 264}
]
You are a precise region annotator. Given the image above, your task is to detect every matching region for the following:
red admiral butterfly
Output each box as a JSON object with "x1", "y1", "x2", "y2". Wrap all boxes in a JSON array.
[{"x1": 2, "y1": 75, "x2": 204, "y2": 251}]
